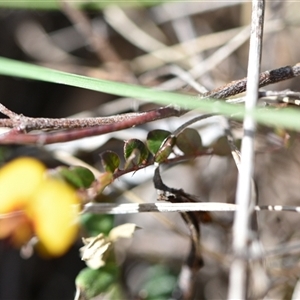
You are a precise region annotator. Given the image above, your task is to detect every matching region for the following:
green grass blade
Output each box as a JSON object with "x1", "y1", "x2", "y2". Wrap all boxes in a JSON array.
[
  {"x1": 0, "y1": 0, "x2": 171, "y2": 10},
  {"x1": 0, "y1": 56, "x2": 235, "y2": 112},
  {"x1": 0, "y1": 56, "x2": 299, "y2": 131}
]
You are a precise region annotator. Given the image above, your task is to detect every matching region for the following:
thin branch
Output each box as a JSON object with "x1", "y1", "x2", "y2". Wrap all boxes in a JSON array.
[
  {"x1": 0, "y1": 108, "x2": 171, "y2": 131},
  {"x1": 0, "y1": 106, "x2": 183, "y2": 144},
  {"x1": 205, "y1": 63, "x2": 300, "y2": 99},
  {"x1": 172, "y1": 113, "x2": 215, "y2": 136},
  {"x1": 175, "y1": 212, "x2": 202, "y2": 300},
  {"x1": 153, "y1": 166, "x2": 205, "y2": 300},
  {"x1": 0, "y1": 103, "x2": 18, "y2": 119}
]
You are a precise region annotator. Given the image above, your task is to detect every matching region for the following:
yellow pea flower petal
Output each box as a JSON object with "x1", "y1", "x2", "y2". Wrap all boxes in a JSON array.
[
  {"x1": 30, "y1": 179, "x2": 80, "y2": 256},
  {"x1": 0, "y1": 213, "x2": 31, "y2": 241},
  {"x1": 0, "y1": 157, "x2": 81, "y2": 256},
  {"x1": 0, "y1": 158, "x2": 46, "y2": 213}
]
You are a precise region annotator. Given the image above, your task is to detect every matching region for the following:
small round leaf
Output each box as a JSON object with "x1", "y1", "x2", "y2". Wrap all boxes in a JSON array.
[
  {"x1": 58, "y1": 166, "x2": 95, "y2": 188},
  {"x1": 100, "y1": 151, "x2": 120, "y2": 173},
  {"x1": 75, "y1": 264, "x2": 118, "y2": 299},
  {"x1": 140, "y1": 265, "x2": 177, "y2": 299},
  {"x1": 212, "y1": 136, "x2": 231, "y2": 156},
  {"x1": 124, "y1": 139, "x2": 149, "y2": 168},
  {"x1": 80, "y1": 214, "x2": 114, "y2": 236},
  {"x1": 146, "y1": 129, "x2": 171, "y2": 155},
  {"x1": 176, "y1": 128, "x2": 203, "y2": 155}
]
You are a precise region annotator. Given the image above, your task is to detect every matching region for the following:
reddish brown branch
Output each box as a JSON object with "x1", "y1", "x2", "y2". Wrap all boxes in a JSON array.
[
  {"x1": 0, "y1": 106, "x2": 183, "y2": 145},
  {"x1": 0, "y1": 111, "x2": 165, "y2": 131}
]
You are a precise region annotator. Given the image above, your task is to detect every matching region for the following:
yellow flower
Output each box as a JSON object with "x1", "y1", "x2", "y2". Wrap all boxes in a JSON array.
[{"x1": 0, "y1": 157, "x2": 80, "y2": 256}]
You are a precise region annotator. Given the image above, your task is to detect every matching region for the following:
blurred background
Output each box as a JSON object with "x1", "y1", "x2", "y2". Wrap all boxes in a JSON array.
[{"x1": 0, "y1": 1, "x2": 300, "y2": 299}]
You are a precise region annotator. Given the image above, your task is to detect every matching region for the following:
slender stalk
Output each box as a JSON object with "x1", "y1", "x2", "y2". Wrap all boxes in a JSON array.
[
  {"x1": 228, "y1": 1, "x2": 265, "y2": 299},
  {"x1": 81, "y1": 202, "x2": 237, "y2": 215},
  {"x1": 79, "y1": 202, "x2": 300, "y2": 215}
]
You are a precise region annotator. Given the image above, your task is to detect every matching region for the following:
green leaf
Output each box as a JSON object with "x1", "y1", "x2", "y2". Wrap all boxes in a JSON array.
[
  {"x1": 71, "y1": 167, "x2": 95, "y2": 188},
  {"x1": 100, "y1": 151, "x2": 120, "y2": 173},
  {"x1": 146, "y1": 130, "x2": 171, "y2": 155},
  {"x1": 212, "y1": 136, "x2": 231, "y2": 156},
  {"x1": 80, "y1": 214, "x2": 114, "y2": 237},
  {"x1": 75, "y1": 264, "x2": 118, "y2": 299},
  {"x1": 176, "y1": 128, "x2": 203, "y2": 155},
  {"x1": 58, "y1": 166, "x2": 95, "y2": 189},
  {"x1": 154, "y1": 136, "x2": 176, "y2": 163},
  {"x1": 140, "y1": 265, "x2": 177, "y2": 300},
  {"x1": 124, "y1": 139, "x2": 149, "y2": 168}
]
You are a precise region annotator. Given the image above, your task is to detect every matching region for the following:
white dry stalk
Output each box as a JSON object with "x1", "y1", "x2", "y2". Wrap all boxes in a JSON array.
[
  {"x1": 151, "y1": 2, "x2": 241, "y2": 24},
  {"x1": 292, "y1": 279, "x2": 300, "y2": 300},
  {"x1": 228, "y1": 1, "x2": 265, "y2": 299},
  {"x1": 132, "y1": 26, "x2": 243, "y2": 73},
  {"x1": 104, "y1": 6, "x2": 167, "y2": 53},
  {"x1": 189, "y1": 24, "x2": 251, "y2": 80},
  {"x1": 158, "y1": 18, "x2": 283, "y2": 92},
  {"x1": 82, "y1": 202, "x2": 238, "y2": 215},
  {"x1": 81, "y1": 202, "x2": 300, "y2": 216}
]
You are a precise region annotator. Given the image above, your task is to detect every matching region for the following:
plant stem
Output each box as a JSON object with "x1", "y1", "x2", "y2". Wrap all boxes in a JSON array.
[{"x1": 228, "y1": 1, "x2": 265, "y2": 299}]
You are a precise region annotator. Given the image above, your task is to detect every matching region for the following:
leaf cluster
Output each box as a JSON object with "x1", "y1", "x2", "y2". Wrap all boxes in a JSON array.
[{"x1": 106, "y1": 127, "x2": 205, "y2": 171}]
